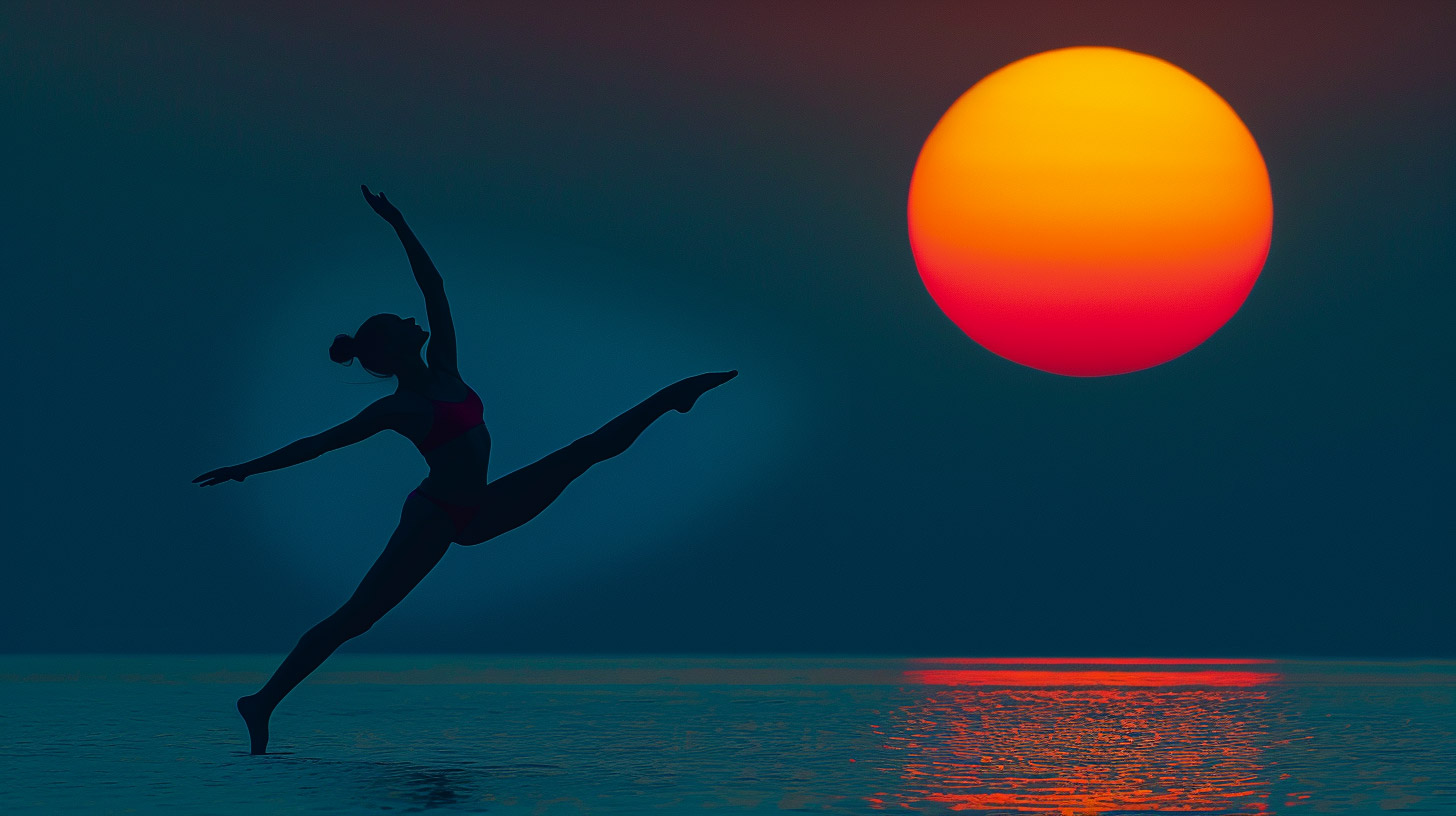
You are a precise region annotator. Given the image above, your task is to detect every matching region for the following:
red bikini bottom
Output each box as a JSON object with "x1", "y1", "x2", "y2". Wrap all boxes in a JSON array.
[{"x1": 408, "y1": 488, "x2": 484, "y2": 539}]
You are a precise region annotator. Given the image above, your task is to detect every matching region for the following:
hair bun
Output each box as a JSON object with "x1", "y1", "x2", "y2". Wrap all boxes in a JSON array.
[{"x1": 329, "y1": 333, "x2": 357, "y2": 365}]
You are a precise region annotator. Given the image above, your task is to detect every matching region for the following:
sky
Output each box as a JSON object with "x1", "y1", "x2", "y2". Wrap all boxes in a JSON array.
[{"x1": 2, "y1": 1, "x2": 1451, "y2": 656}]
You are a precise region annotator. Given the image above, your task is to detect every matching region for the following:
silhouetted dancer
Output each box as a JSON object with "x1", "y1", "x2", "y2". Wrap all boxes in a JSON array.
[{"x1": 194, "y1": 185, "x2": 737, "y2": 755}]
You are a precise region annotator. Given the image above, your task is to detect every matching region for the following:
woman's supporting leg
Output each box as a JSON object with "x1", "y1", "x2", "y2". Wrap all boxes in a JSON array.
[
  {"x1": 458, "y1": 371, "x2": 736, "y2": 546},
  {"x1": 238, "y1": 494, "x2": 454, "y2": 754}
]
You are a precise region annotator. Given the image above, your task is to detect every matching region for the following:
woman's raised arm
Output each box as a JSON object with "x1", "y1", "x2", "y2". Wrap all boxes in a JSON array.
[{"x1": 362, "y1": 185, "x2": 458, "y2": 374}]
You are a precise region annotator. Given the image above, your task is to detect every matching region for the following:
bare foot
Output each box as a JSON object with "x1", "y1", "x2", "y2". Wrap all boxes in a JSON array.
[
  {"x1": 669, "y1": 370, "x2": 738, "y2": 413},
  {"x1": 237, "y1": 694, "x2": 272, "y2": 755}
]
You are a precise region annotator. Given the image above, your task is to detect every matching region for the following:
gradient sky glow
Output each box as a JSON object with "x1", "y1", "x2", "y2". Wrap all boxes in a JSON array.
[{"x1": 1, "y1": 1, "x2": 1452, "y2": 656}]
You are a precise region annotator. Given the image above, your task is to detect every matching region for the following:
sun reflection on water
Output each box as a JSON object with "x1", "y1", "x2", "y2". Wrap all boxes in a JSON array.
[{"x1": 870, "y1": 659, "x2": 1280, "y2": 814}]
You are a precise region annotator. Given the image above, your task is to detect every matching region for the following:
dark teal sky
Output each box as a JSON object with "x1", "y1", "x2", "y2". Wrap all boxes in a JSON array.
[{"x1": 3, "y1": 2, "x2": 1451, "y2": 655}]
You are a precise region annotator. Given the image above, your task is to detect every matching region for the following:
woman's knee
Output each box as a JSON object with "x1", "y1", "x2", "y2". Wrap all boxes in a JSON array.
[{"x1": 311, "y1": 608, "x2": 375, "y2": 643}]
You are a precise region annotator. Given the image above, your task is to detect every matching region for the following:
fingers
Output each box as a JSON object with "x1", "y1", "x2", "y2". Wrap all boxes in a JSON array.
[
  {"x1": 359, "y1": 185, "x2": 395, "y2": 210},
  {"x1": 193, "y1": 468, "x2": 233, "y2": 486}
]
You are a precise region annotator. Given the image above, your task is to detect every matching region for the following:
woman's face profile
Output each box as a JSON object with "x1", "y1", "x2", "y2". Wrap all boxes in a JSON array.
[{"x1": 369, "y1": 313, "x2": 428, "y2": 359}]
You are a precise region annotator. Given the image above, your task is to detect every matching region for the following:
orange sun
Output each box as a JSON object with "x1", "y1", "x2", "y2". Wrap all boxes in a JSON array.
[{"x1": 907, "y1": 47, "x2": 1273, "y2": 377}]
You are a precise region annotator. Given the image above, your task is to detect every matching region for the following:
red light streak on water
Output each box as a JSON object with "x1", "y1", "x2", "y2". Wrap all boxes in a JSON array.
[
  {"x1": 916, "y1": 657, "x2": 1276, "y2": 666},
  {"x1": 869, "y1": 662, "x2": 1279, "y2": 813},
  {"x1": 906, "y1": 670, "x2": 1279, "y2": 687}
]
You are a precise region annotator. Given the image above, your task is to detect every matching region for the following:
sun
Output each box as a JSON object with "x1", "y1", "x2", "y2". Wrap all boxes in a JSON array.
[{"x1": 907, "y1": 47, "x2": 1273, "y2": 377}]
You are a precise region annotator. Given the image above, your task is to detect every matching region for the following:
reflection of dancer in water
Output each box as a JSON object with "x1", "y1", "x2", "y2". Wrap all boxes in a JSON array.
[{"x1": 194, "y1": 185, "x2": 736, "y2": 754}]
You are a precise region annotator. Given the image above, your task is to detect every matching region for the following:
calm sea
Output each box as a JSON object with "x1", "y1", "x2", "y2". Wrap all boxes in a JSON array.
[{"x1": 2, "y1": 656, "x2": 1452, "y2": 814}]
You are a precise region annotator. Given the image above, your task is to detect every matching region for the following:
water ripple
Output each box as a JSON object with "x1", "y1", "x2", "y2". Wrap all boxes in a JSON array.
[{"x1": 3, "y1": 657, "x2": 1454, "y2": 814}]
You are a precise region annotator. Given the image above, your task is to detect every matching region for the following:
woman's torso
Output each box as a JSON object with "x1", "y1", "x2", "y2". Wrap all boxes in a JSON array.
[{"x1": 390, "y1": 371, "x2": 492, "y2": 502}]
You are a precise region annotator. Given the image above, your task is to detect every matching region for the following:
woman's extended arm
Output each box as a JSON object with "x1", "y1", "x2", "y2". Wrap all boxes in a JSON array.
[
  {"x1": 193, "y1": 402, "x2": 396, "y2": 487},
  {"x1": 361, "y1": 185, "x2": 459, "y2": 374}
]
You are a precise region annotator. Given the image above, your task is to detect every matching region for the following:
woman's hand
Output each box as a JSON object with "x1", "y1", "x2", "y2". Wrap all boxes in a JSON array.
[
  {"x1": 193, "y1": 465, "x2": 250, "y2": 487},
  {"x1": 361, "y1": 184, "x2": 404, "y2": 225}
]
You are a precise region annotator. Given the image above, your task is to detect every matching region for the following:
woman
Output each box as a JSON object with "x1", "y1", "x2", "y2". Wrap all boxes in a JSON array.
[{"x1": 194, "y1": 185, "x2": 736, "y2": 754}]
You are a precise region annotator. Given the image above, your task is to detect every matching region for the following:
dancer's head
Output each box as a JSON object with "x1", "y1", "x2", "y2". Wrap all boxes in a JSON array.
[{"x1": 329, "y1": 313, "x2": 428, "y2": 377}]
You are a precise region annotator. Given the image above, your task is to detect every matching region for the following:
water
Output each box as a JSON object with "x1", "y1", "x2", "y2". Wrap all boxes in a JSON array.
[{"x1": 3, "y1": 656, "x2": 1453, "y2": 814}]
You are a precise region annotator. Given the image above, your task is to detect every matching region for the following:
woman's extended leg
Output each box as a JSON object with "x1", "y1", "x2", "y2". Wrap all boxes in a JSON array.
[
  {"x1": 458, "y1": 370, "x2": 736, "y2": 546},
  {"x1": 237, "y1": 493, "x2": 455, "y2": 754}
]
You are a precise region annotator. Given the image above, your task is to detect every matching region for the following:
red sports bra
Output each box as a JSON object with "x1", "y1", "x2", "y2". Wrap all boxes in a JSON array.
[{"x1": 414, "y1": 385, "x2": 486, "y2": 452}]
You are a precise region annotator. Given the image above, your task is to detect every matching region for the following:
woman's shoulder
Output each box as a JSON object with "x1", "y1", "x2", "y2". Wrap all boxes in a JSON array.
[
  {"x1": 431, "y1": 365, "x2": 466, "y2": 387},
  {"x1": 381, "y1": 369, "x2": 472, "y2": 408},
  {"x1": 370, "y1": 391, "x2": 429, "y2": 417},
  {"x1": 365, "y1": 392, "x2": 433, "y2": 442},
  {"x1": 428, "y1": 367, "x2": 475, "y2": 400}
]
